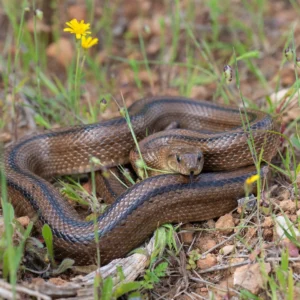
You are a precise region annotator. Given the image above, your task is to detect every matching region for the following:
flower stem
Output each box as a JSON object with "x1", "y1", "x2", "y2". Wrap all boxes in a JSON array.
[{"x1": 74, "y1": 42, "x2": 82, "y2": 115}]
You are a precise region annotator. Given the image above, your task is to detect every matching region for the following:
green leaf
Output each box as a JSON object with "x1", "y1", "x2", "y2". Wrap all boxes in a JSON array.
[
  {"x1": 42, "y1": 224, "x2": 55, "y2": 265},
  {"x1": 128, "y1": 291, "x2": 142, "y2": 300},
  {"x1": 34, "y1": 114, "x2": 51, "y2": 129},
  {"x1": 240, "y1": 289, "x2": 261, "y2": 299},
  {"x1": 285, "y1": 148, "x2": 290, "y2": 166},
  {"x1": 268, "y1": 275, "x2": 279, "y2": 299},
  {"x1": 117, "y1": 266, "x2": 125, "y2": 281},
  {"x1": 114, "y1": 281, "x2": 141, "y2": 298},
  {"x1": 288, "y1": 268, "x2": 294, "y2": 300},
  {"x1": 149, "y1": 271, "x2": 159, "y2": 283},
  {"x1": 127, "y1": 247, "x2": 147, "y2": 257},
  {"x1": 101, "y1": 276, "x2": 114, "y2": 300},
  {"x1": 3, "y1": 248, "x2": 11, "y2": 279},
  {"x1": 291, "y1": 135, "x2": 300, "y2": 150},
  {"x1": 129, "y1": 59, "x2": 141, "y2": 89},
  {"x1": 154, "y1": 262, "x2": 168, "y2": 277},
  {"x1": 2, "y1": 203, "x2": 15, "y2": 234},
  {"x1": 39, "y1": 71, "x2": 60, "y2": 95},
  {"x1": 276, "y1": 268, "x2": 286, "y2": 290},
  {"x1": 15, "y1": 222, "x2": 33, "y2": 268},
  {"x1": 281, "y1": 248, "x2": 289, "y2": 272},
  {"x1": 296, "y1": 163, "x2": 300, "y2": 176},
  {"x1": 236, "y1": 51, "x2": 260, "y2": 61},
  {"x1": 52, "y1": 258, "x2": 74, "y2": 275}
]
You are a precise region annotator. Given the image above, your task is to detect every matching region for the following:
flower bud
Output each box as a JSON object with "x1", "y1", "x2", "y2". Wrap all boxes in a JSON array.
[
  {"x1": 285, "y1": 48, "x2": 293, "y2": 62},
  {"x1": 223, "y1": 65, "x2": 233, "y2": 83},
  {"x1": 119, "y1": 107, "x2": 126, "y2": 117},
  {"x1": 100, "y1": 98, "x2": 108, "y2": 113},
  {"x1": 35, "y1": 9, "x2": 43, "y2": 20}
]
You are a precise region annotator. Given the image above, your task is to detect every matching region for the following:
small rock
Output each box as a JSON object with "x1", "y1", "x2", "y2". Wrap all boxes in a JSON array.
[
  {"x1": 228, "y1": 258, "x2": 245, "y2": 274},
  {"x1": 234, "y1": 218, "x2": 240, "y2": 225},
  {"x1": 220, "y1": 245, "x2": 235, "y2": 256},
  {"x1": 292, "y1": 262, "x2": 300, "y2": 273},
  {"x1": 263, "y1": 216, "x2": 273, "y2": 228},
  {"x1": 197, "y1": 253, "x2": 217, "y2": 269},
  {"x1": 195, "y1": 234, "x2": 217, "y2": 252},
  {"x1": 262, "y1": 228, "x2": 273, "y2": 241},
  {"x1": 275, "y1": 216, "x2": 300, "y2": 239},
  {"x1": 179, "y1": 230, "x2": 194, "y2": 244},
  {"x1": 17, "y1": 216, "x2": 30, "y2": 227},
  {"x1": 206, "y1": 219, "x2": 215, "y2": 229},
  {"x1": 212, "y1": 276, "x2": 234, "y2": 299},
  {"x1": 215, "y1": 214, "x2": 234, "y2": 235},
  {"x1": 290, "y1": 215, "x2": 297, "y2": 223},
  {"x1": 179, "y1": 224, "x2": 195, "y2": 244},
  {"x1": 245, "y1": 227, "x2": 257, "y2": 241},
  {"x1": 233, "y1": 263, "x2": 271, "y2": 294},
  {"x1": 204, "y1": 239, "x2": 217, "y2": 251},
  {"x1": 279, "y1": 200, "x2": 296, "y2": 213},
  {"x1": 278, "y1": 189, "x2": 291, "y2": 201}
]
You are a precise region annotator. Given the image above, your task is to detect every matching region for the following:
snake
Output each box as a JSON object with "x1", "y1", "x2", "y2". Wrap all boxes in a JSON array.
[{"x1": 3, "y1": 96, "x2": 280, "y2": 265}]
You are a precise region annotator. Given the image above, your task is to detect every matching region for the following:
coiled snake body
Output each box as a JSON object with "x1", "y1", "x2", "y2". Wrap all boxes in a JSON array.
[{"x1": 4, "y1": 97, "x2": 280, "y2": 265}]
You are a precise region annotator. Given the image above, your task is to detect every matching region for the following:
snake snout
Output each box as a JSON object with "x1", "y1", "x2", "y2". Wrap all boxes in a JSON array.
[
  {"x1": 168, "y1": 146, "x2": 204, "y2": 176},
  {"x1": 183, "y1": 151, "x2": 204, "y2": 176}
]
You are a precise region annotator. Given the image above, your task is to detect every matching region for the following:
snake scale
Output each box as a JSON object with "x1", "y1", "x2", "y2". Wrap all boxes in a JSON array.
[{"x1": 3, "y1": 96, "x2": 280, "y2": 265}]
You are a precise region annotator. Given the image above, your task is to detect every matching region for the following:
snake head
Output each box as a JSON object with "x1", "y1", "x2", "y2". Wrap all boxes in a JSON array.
[{"x1": 167, "y1": 146, "x2": 204, "y2": 176}]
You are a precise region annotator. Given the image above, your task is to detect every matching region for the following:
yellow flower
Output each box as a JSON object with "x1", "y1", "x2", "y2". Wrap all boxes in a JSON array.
[
  {"x1": 245, "y1": 174, "x2": 260, "y2": 185},
  {"x1": 81, "y1": 36, "x2": 99, "y2": 49},
  {"x1": 64, "y1": 19, "x2": 91, "y2": 39}
]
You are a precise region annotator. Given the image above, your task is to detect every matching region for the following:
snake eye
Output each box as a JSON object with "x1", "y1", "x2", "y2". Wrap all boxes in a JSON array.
[
  {"x1": 176, "y1": 154, "x2": 181, "y2": 163},
  {"x1": 197, "y1": 153, "x2": 202, "y2": 161}
]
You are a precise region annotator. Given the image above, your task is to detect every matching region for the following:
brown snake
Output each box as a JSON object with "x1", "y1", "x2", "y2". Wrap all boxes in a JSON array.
[{"x1": 3, "y1": 96, "x2": 280, "y2": 265}]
